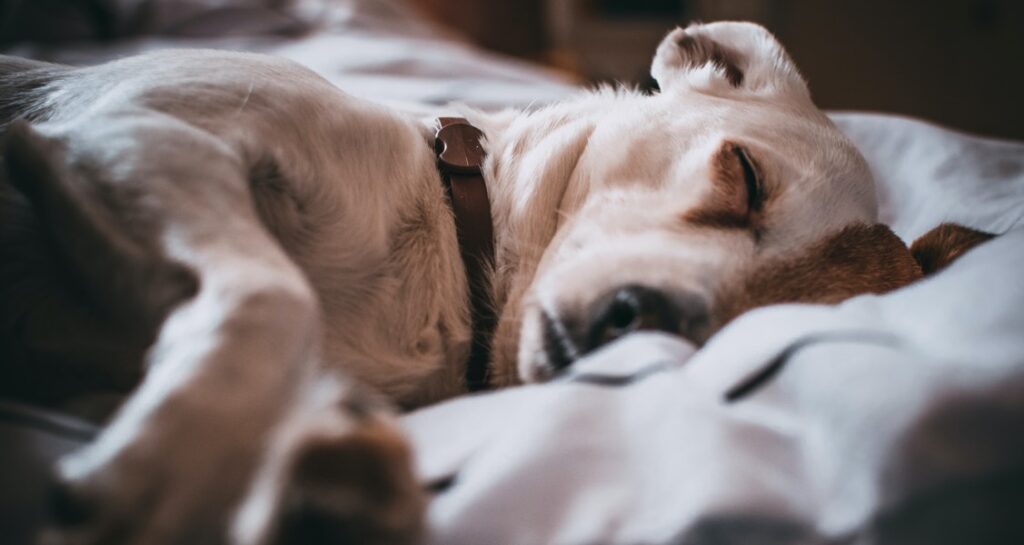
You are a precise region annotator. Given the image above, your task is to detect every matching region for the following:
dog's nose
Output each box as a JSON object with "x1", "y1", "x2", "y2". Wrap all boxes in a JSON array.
[
  {"x1": 587, "y1": 285, "x2": 709, "y2": 349},
  {"x1": 542, "y1": 285, "x2": 709, "y2": 373}
]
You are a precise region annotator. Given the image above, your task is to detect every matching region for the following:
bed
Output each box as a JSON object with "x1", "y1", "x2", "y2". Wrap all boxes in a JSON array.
[{"x1": 2, "y1": 1, "x2": 1023, "y2": 543}]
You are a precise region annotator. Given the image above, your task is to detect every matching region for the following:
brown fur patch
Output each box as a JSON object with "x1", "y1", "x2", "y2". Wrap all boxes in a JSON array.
[
  {"x1": 684, "y1": 142, "x2": 762, "y2": 230},
  {"x1": 717, "y1": 224, "x2": 923, "y2": 326},
  {"x1": 278, "y1": 418, "x2": 424, "y2": 545},
  {"x1": 910, "y1": 223, "x2": 995, "y2": 275},
  {"x1": 675, "y1": 34, "x2": 744, "y2": 87}
]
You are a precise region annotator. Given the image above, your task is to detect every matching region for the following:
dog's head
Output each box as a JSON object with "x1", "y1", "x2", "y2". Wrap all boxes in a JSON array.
[{"x1": 494, "y1": 22, "x2": 923, "y2": 383}]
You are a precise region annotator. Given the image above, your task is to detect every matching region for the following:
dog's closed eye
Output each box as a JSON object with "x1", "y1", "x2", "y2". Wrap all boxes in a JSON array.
[
  {"x1": 684, "y1": 141, "x2": 763, "y2": 230},
  {"x1": 734, "y1": 145, "x2": 762, "y2": 213}
]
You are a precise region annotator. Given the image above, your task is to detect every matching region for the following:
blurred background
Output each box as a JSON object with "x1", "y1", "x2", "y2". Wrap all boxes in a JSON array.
[
  {"x1": 1, "y1": 0, "x2": 1022, "y2": 139},
  {"x1": 410, "y1": 0, "x2": 1024, "y2": 141}
]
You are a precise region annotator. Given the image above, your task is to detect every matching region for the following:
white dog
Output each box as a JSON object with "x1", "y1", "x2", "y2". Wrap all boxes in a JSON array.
[{"x1": 1, "y1": 22, "x2": 945, "y2": 545}]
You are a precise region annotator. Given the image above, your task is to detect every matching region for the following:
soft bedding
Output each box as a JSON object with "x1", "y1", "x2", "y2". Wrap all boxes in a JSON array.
[{"x1": 4, "y1": 1, "x2": 1023, "y2": 543}]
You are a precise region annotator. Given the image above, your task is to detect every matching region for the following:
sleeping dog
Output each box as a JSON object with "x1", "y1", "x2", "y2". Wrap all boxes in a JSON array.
[{"x1": 0, "y1": 22, "x2": 991, "y2": 545}]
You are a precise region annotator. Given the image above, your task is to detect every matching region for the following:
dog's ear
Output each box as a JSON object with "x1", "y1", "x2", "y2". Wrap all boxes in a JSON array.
[
  {"x1": 650, "y1": 22, "x2": 809, "y2": 99},
  {"x1": 718, "y1": 224, "x2": 922, "y2": 325},
  {"x1": 910, "y1": 223, "x2": 996, "y2": 275}
]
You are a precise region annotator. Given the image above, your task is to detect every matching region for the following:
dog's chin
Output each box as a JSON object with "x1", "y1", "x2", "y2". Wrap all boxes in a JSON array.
[
  {"x1": 515, "y1": 302, "x2": 713, "y2": 383},
  {"x1": 513, "y1": 271, "x2": 718, "y2": 382},
  {"x1": 515, "y1": 305, "x2": 551, "y2": 383}
]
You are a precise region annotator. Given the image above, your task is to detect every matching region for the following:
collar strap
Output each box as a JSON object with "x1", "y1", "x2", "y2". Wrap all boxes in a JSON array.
[{"x1": 434, "y1": 117, "x2": 495, "y2": 391}]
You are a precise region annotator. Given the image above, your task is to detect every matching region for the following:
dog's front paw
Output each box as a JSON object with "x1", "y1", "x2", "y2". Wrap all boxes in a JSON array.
[
  {"x1": 43, "y1": 468, "x2": 240, "y2": 545},
  {"x1": 273, "y1": 417, "x2": 424, "y2": 545},
  {"x1": 42, "y1": 378, "x2": 424, "y2": 545},
  {"x1": 40, "y1": 409, "x2": 270, "y2": 545},
  {"x1": 233, "y1": 385, "x2": 425, "y2": 545}
]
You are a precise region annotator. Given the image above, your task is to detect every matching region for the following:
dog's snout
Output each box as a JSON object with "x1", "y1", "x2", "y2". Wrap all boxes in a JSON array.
[
  {"x1": 541, "y1": 285, "x2": 709, "y2": 374},
  {"x1": 587, "y1": 286, "x2": 706, "y2": 348}
]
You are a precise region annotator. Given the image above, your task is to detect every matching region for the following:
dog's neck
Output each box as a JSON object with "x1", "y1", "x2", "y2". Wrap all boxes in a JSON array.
[
  {"x1": 433, "y1": 117, "x2": 495, "y2": 391},
  {"x1": 441, "y1": 104, "x2": 598, "y2": 387}
]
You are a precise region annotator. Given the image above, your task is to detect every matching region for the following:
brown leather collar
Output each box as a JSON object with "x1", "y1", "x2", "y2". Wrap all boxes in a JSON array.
[{"x1": 434, "y1": 117, "x2": 495, "y2": 391}]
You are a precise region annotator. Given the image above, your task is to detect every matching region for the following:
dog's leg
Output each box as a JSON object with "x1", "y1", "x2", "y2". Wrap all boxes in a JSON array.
[
  {"x1": 3, "y1": 117, "x2": 421, "y2": 545},
  {"x1": 234, "y1": 375, "x2": 424, "y2": 545}
]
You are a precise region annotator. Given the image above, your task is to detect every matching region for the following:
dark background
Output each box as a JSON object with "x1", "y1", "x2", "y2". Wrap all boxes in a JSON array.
[
  {"x1": 411, "y1": 0, "x2": 1024, "y2": 141},
  {"x1": 2, "y1": 0, "x2": 1021, "y2": 140}
]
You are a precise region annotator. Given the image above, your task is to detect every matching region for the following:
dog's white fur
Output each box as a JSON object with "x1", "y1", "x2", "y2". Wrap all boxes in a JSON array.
[{"x1": 1, "y1": 22, "x2": 878, "y2": 544}]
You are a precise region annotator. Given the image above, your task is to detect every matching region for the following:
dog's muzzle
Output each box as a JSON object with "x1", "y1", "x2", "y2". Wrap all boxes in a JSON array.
[{"x1": 542, "y1": 285, "x2": 709, "y2": 373}]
